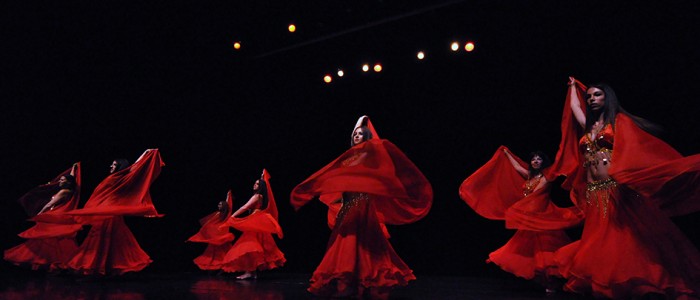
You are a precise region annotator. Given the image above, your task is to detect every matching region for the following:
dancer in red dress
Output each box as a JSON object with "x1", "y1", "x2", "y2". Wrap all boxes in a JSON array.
[
  {"x1": 550, "y1": 77, "x2": 700, "y2": 298},
  {"x1": 221, "y1": 169, "x2": 285, "y2": 279},
  {"x1": 460, "y1": 148, "x2": 582, "y2": 293},
  {"x1": 187, "y1": 191, "x2": 234, "y2": 272},
  {"x1": 4, "y1": 163, "x2": 82, "y2": 271},
  {"x1": 64, "y1": 149, "x2": 165, "y2": 276},
  {"x1": 291, "y1": 116, "x2": 433, "y2": 298}
]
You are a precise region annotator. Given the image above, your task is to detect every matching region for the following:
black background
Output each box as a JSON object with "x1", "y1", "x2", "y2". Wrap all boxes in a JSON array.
[{"x1": 2, "y1": 1, "x2": 699, "y2": 277}]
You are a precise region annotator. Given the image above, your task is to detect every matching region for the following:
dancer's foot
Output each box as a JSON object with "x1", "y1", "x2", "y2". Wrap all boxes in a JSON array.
[{"x1": 236, "y1": 271, "x2": 256, "y2": 280}]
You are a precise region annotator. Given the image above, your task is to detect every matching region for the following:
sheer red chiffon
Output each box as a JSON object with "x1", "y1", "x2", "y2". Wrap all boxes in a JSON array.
[
  {"x1": 220, "y1": 170, "x2": 285, "y2": 273},
  {"x1": 291, "y1": 138, "x2": 432, "y2": 297},
  {"x1": 4, "y1": 164, "x2": 82, "y2": 271},
  {"x1": 550, "y1": 83, "x2": 700, "y2": 298},
  {"x1": 65, "y1": 150, "x2": 165, "y2": 275},
  {"x1": 188, "y1": 191, "x2": 235, "y2": 270},
  {"x1": 459, "y1": 147, "x2": 581, "y2": 282}
]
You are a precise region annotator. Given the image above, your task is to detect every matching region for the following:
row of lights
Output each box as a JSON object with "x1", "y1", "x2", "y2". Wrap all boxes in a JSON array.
[{"x1": 229, "y1": 23, "x2": 477, "y2": 84}]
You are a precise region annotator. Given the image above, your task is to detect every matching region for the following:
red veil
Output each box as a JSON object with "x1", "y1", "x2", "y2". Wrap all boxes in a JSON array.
[
  {"x1": 18, "y1": 163, "x2": 83, "y2": 238},
  {"x1": 550, "y1": 80, "x2": 700, "y2": 216},
  {"x1": 222, "y1": 169, "x2": 283, "y2": 238},
  {"x1": 67, "y1": 149, "x2": 165, "y2": 220},
  {"x1": 291, "y1": 117, "x2": 432, "y2": 228},
  {"x1": 188, "y1": 190, "x2": 235, "y2": 245},
  {"x1": 459, "y1": 146, "x2": 582, "y2": 231}
]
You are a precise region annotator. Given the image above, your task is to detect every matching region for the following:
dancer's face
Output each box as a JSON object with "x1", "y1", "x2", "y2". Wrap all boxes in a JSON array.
[
  {"x1": 109, "y1": 161, "x2": 119, "y2": 174},
  {"x1": 352, "y1": 128, "x2": 366, "y2": 145},
  {"x1": 530, "y1": 155, "x2": 543, "y2": 170},
  {"x1": 58, "y1": 176, "x2": 68, "y2": 187},
  {"x1": 253, "y1": 180, "x2": 260, "y2": 191},
  {"x1": 586, "y1": 87, "x2": 606, "y2": 111}
]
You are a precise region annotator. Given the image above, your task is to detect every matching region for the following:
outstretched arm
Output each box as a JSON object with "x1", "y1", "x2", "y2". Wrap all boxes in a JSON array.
[
  {"x1": 569, "y1": 76, "x2": 586, "y2": 129},
  {"x1": 70, "y1": 162, "x2": 78, "y2": 176},
  {"x1": 37, "y1": 189, "x2": 72, "y2": 214},
  {"x1": 231, "y1": 194, "x2": 262, "y2": 218},
  {"x1": 503, "y1": 149, "x2": 529, "y2": 179}
]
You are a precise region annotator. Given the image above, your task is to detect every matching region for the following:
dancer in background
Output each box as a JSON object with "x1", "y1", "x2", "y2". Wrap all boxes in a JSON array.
[
  {"x1": 291, "y1": 116, "x2": 432, "y2": 298},
  {"x1": 550, "y1": 77, "x2": 700, "y2": 298},
  {"x1": 4, "y1": 163, "x2": 82, "y2": 271},
  {"x1": 65, "y1": 149, "x2": 165, "y2": 276},
  {"x1": 221, "y1": 169, "x2": 285, "y2": 279},
  {"x1": 187, "y1": 191, "x2": 234, "y2": 272},
  {"x1": 459, "y1": 147, "x2": 582, "y2": 294}
]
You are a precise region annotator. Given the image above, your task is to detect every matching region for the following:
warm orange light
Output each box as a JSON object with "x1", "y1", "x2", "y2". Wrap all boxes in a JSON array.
[
  {"x1": 451, "y1": 42, "x2": 459, "y2": 51},
  {"x1": 417, "y1": 51, "x2": 425, "y2": 60},
  {"x1": 362, "y1": 64, "x2": 370, "y2": 72},
  {"x1": 288, "y1": 24, "x2": 296, "y2": 33},
  {"x1": 373, "y1": 64, "x2": 382, "y2": 72},
  {"x1": 323, "y1": 75, "x2": 332, "y2": 83},
  {"x1": 465, "y1": 42, "x2": 475, "y2": 52},
  {"x1": 233, "y1": 42, "x2": 241, "y2": 50}
]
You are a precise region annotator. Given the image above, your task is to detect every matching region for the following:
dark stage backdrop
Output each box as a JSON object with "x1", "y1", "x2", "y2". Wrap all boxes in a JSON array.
[{"x1": 3, "y1": 1, "x2": 700, "y2": 277}]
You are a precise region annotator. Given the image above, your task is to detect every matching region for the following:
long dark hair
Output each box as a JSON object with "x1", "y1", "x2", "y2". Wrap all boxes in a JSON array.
[
  {"x1": 113, "y1": 158, "x2": 130, "y2": 173},
  {"x1": 528, "y1": 151, "x2": 552, "y2": 177},
  {"x1": 350, "y1": 126, "x2": 373, "y2": 146},
  {"x1": 60, "y1": 174, "x2": 76, "y2": 191},
  {"x1": 254, "y1": 179, "x2": 268, "y2": 208},
  {"x1": 585, "y1": 83, "x2": 662, "y2": 135}
]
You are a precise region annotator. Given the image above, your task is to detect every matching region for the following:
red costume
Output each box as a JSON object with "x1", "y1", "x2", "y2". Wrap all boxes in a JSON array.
[
  {"x1": 4, "y1": 164, "x2": 83, "y2": 271},
  {"x1": 551, "y1": 81, "x2": 700, "y2": 298},
  {"x1": 459, "y1": 147, "x2": 582, "y2": 284},
  {"x1": 187, "y1": 191, "x2": 235, "y2": 270},
  {"x1": 220, "y1": 169, "x2": 285, "y2": 273},
  {"x1": 291, "y1": 116, "x2": 432, "y2": 297},
  {"x1": 63, "y1": 149, "x2": 165, "y2": 275}
]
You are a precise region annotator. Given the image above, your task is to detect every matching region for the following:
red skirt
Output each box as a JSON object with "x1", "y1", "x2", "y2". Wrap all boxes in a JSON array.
[
  {"x1": 556, "y1": 183, "x2": 700, "y2": 298},
  {"x1": 4, "y1": 237, "x2": 78, "y2": 271},
  {"x1": 194, "y1": 243, "x2": 233, "y2": 271},
  {"x1": 221, "y1": 231, "x2": 285, "y2": 273},
  {"x1": 488, "y1": 229, "x2": 571, "y2": 285},
  {"x1": 66, "y1": 216, "x2": 152, "y2": 275},
  {"x1": 308, "y1": 194, "x2": 415, "y2": 297}
]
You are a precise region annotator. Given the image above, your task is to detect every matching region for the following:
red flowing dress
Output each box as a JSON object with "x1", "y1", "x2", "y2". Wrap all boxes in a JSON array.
[
  {"x1": 551, "y1": 82, "x2": 700, "y2": 298},
  {"x1": 459, "y1": 147, "x2": 582, "y2": 284},
  {"x1": 63, "y1": 149, "x2": 165, "y2": 275},
  {"x1": 4, "y1": 164, "x2": 83, "y2": 271},
  {"x1": 187, "y1": 191, "x2": 235, "y2": 270},
  {"x1": 291, "y1": 138, "x2": 433, "y2": 297},
  {"x1": 220, "y1": 170, "x2": 285, "y2": 273}
]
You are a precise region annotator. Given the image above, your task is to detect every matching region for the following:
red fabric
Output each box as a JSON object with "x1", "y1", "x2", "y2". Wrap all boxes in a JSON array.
[
  {"x1": 4, "y1": 164, "x2": 83, "y2": 270},
  {"x1": 307, "y1": 194, "x2": 415, "y2": 297},
  {"x1": 459, "y1": 146, "x2": 581, "y2": 284},
  {"x1": 291, "y1": 139, "x2": 433, "y2": 226},
  {"x1": 193, "y1": 244, "x2": 233, "y2": 271},
  {"x1": 224, "y1": 169, "x2": 283, "y2": 238},
  {"x1": 65, "y1": 216, "x2": 152, "y2": 275},
  {"x1": 68, "y1": 149, "x2": 165, "y2": 219},
  {"x1": 221, "y1": 231, "x2": 286, "y2": 273},
  {"x1": 3, "y1": 238, "x2": 78, "y2": 271},
  {"x1": 188, "y1": 191, "x2": 235, "y2": 245},
  {"x1": 551, "y1": 80, "x2": 700, "y2": 297}
]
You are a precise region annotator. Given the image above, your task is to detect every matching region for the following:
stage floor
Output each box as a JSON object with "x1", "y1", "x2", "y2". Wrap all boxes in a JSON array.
[{"x1": 0, "y1": 269, "x2": 590, "y2": 300}]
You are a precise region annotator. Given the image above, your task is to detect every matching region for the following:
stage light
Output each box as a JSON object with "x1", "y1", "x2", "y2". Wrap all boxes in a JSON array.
[
  {"x1": 417, "y1": 51, "x2": 425, "y2": 60},
  {"x1": 288, "y1": 24, "x2": 296, "y2": 33},
  {"x1": 451, "y1": 42, "x2": 459, "y2": 51},
  {"x1": 233, "y1": 42, "x2": 241, "y2": 50},
  {"x1": 337, "y1": 69, "x2": 344, "y2": 77},
  {"x1": 373, "y1": 64, "x2": 382, "y2": 72},
  {"x1": 323, "y1": 75, "x2": 332, "y2": 83},
  {"x1": 362, "y1": 64, "x2": 370, "y2": 72},
  {"x1": 465, "y1": 42, "x2": 475, "y2": 52}
]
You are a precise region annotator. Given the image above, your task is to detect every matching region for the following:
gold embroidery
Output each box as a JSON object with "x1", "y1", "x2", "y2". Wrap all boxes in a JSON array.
[
  {"x1": 585, "y1": 178, "x2": 617, "y2": 218},
  {"x1": 336, "y1": 193, "x2": 368, "y2": 224}
]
